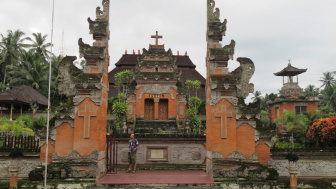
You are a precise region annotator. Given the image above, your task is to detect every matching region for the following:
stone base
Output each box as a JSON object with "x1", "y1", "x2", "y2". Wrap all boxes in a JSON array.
[
  {"x1": 211, "y1": 159, "x2": 278, "y2": 181},
  {"x1": 29, "y1": 161, "x2": 98, "y2": 181}
]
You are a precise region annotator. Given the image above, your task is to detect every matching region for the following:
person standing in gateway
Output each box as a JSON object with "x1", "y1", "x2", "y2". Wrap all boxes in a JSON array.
[{"x1": 126, "y1": 134, "x2": 139, "y2": 173}]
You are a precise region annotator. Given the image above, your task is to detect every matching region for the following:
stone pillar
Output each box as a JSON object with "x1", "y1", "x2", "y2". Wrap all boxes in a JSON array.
[
  {"x1": 286, "y1": 152, "x2": 299, "y2": 189},
  {"x1": 9, "y1": 149, "x2": 23, "y2": 189},
  {"x1": 289, "y1": 160, "x2": 298, "y2": 189},
  {"x1": 9, "y1": 159, "x2": 19, "y2": 189}
]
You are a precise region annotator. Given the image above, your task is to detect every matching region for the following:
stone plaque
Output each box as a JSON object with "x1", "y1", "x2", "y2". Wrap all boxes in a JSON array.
[
  {"x1": 151, "y1": 150, "x2": 164, "y2": 159},
  {"x1": 146, "y1": 147, "x2": 168, "y2": 162}
]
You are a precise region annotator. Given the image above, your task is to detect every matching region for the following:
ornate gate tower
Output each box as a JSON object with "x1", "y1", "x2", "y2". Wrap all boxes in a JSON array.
[
  {"x1": 206, "y1": 0, "x2": 271, "y2": 179},
  {"x1": 49, "y1": 0, "x2": 110, "y2": 180}
]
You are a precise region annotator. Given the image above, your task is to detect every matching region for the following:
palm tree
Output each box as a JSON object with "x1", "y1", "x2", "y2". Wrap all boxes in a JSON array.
[
  {"x1": 321, "y1": 85, "x2": 336, "y2": 111},
  {"x1": 319, "y1": 72, "x2": 335, "y2": 90},
  {"x1": 7, "y1": 51, "x2": 49, "y2": 94},
  {"x1": 50, "y1": 55, "x2": 63, "y2": 98},
  {"x1": 27, "y1": 33, "x2": 52, "y2": 59},
  {"x1": 0, "y1": 30, "x2": 28, "y2": 88},
  {"x1": 303, "y1": 85, "x2": 319, "y2": 97},
  {"x1": 251, "y1": 90, "x2": 262, "y2": 102}
]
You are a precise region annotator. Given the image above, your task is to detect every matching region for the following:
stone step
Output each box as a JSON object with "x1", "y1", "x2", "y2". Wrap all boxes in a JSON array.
[
  {"x1": 135, "y1": 120, "x2": 178, "y2": 134},
  {"x1": 89, "y1": 185, "x2": 222, "y2": 189}
]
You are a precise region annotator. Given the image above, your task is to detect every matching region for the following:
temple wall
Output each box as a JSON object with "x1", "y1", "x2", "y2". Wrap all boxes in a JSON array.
[
  {"x1": 270, "y1": 150, "x2": 336, "y2": 178},
  {"x1": 268, "y1": 101, "x2": 318, "y2": 122},
  {"x1": 116, "y1": 138, "x2": 206, "y2": 167},
  {"x1": 0, "y1": 152, "x2": 41, "y2": 180}
]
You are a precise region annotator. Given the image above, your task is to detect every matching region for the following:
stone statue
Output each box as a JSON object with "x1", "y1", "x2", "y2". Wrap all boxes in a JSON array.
[
  {"x1": 103, "y1": 0, "x2": 109, "y2": 7},
  {"x1": 96, "y1": 7, "x2": 103, "y2": 17},
  {"x1": 213, "y1": 8, "x2": 220, "y2": 20},
  {"x1": 208, "y1": 0, "x2": 215, "y2": 20},
  {"x1": 220, "y1": 19, "x2": 227, "y2": 36},
  {"x1": 223, "y1": 39, "x2": 236, "y2": 60}
]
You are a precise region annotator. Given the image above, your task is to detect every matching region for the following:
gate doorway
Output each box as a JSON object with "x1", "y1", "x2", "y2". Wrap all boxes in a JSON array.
[
  {"x1": 159, "y1": 99, "x2": 168, "y2": 120},
  {"x1": 144, "y1": 99, "x2": 154, "y2": 120},
  {"x1": 106, "y1": 135, "x2": 118, "y2": 174}
]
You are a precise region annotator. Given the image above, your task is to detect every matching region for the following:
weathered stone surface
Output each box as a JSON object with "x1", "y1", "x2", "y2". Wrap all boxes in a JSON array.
[{"x1": 270, "y1": 159, "x2": 336, "y2": 177}]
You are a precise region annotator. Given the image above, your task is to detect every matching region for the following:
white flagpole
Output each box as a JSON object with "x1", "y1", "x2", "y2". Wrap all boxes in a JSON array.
[{"x1": 44, "y1": 0, "x2": 55, "y2": 188}]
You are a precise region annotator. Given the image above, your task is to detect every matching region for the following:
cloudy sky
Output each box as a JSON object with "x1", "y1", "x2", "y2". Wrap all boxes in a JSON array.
[{"x1": 1, "y1": 0, "x2": 335, "y2": 101}]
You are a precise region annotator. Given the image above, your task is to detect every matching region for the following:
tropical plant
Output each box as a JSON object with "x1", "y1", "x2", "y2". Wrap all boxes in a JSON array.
[
  {"x1": 26, "y1": 33, "x2": 52, "y2": 59},
  {"x1": 0, "y1": 30, "x2": 28, "y2": 88},
  {"x1": 0, "y1": 117, "x2": 34, "y2": 136},
  {"x1": 319, "y1": 72, "x2": 335, "y2": 90},
  {"x1": 115, "y1": 70, "x2": 133, "y2": 94},
  {"x1": 7, "y1": 51, "x2": 49, "y2": 95},
  {"x1": 302, "y1": 85, "x2": 319, "y2": 97},
  {"x1": 306, "y1": 117, "x2": 336, "y2": 147},
  {"x1": 251, "y1": 90, "x2": 262, "y2": 102}
]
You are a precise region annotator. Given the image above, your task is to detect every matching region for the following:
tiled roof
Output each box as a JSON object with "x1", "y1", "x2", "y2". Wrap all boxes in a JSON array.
[
  {"x1": 274, "y1": 63, "x2": 307, "y2": 76},
  {"x1": 0, "y1": 85, "x2": 48, "y2": 106},
  {"x1": 108, "y1": 54, "x2": 205, "y2": 99},
  {"x1": 114, "y1": 54, "x2": 196, "y2": 68}
]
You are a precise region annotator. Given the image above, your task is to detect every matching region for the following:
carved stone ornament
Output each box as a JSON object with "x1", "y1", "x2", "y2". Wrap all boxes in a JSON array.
[
  {"x1": 52, "y1": 152, "x2": 63, "y2": 160},
  {"x1": 207, "y1": 0, "x2": 216, "y2": 21},
  {"x1": 65, "y1": 150, "x2": 83, "y2": 160},
  {"x1": 233, "y1": 57, "x2": 255, "y2": 98},
  {"x1": 86, "y1": 150, "x2": 99, "y2": 160},
  {"x1": 227, "y1": 150, "x2": 246, "y2": 160},
  {"x1": 55, "y1": 119, "x2": 75, "y2": 128},
  {"x1": 236, "y1": 120, "x2": 256, "y2": 128},
  {"x1": 39, "y1": 140, "x2": 55, "y2": 148},
  {"x1": 210, "y1": 90, "x2": 238, "y2": 106},
  {"x1": 248, "y1": 153, "x2": 258, "y2": 161},
  {"x1": 73, "y1": 90, "x2": 102, "y2": 106},
  {"x1": 138, "y1": 84, "x2": 176, "y2": 100}
]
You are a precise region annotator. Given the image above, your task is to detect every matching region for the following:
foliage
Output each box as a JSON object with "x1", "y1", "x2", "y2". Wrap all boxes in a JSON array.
[
  {"x1": 115, "y1": 70, "x2": 133, "y2": 94},
  {"x1": 198, "y1": 100, "x2": 206, "y2": 115},
  {"x1": 26, "y1": 32, "x2": 52, "y2": 59},
  {"x1": 275, "y1": 111, "x2": 309, "y2": 133},
  {"x1": 185, "y1": 80, "x2": 201, "y2": 98},
  {"x1": 306, "y1": 117, "x2": 336, "y2": 147},
  {"x1": 0, "y1": 30, "x2": 28, "y2": 90},
  {"x1": 276, "y1": 142, "x2": 305, "y2": 149},
  {"x1": 188, "y1": 97, "x2": 201, "y2": 110},
  {"x1": 112, "y1": 101, "x2": 129, "y2": 117},
  {"x1": 302, "y1": 85, "x2": 319, "y2": 97},
  {"x1": 7, "y1": 50, "x2": 49, "y2": 95},
  {"x1": 0, "y1": 117, "x2": 34, "y2": 136}
]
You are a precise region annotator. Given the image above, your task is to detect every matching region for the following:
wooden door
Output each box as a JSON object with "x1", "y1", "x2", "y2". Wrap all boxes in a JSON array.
[
  {"x1": 159, "y1": 99, "x2": 168, "y2": 120},
  {"x1": 144, "y1": 99, "x2": 154, "y2": 120}
]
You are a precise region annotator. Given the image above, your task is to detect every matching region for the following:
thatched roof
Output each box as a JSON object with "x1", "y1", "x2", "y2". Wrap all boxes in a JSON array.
[{"x1": 0, "y1": 85, "x2": 48, "y2": 106}]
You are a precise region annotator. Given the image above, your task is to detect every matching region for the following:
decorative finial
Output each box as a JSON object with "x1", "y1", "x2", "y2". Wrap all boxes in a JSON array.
[
  {"x1": 151, "y1": 31, "x2": 163, "y2": 46},
  {"x1": 288, "y1": 59, "x2": 291, "y2": 66}
]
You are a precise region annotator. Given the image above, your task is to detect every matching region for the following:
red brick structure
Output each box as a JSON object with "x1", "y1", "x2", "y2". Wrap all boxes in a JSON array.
[
  {"x1": 205, "y1": 0, "x2": 272, "y2": 180},
  {"x1": 267, "y1": 62, "x2": 318, "y2": 124},
  {"x1": 40, "y1": 0, "x2": 110, "y2": 180}
]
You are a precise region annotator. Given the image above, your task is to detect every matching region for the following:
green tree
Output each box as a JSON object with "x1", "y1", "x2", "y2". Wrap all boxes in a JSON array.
[
  {"x1": 319, "y1": 72, "x2": 335, "y2": 90},
  {"x1": 302, "y1": 85, "x2": 319, "y2": 97},
  {"x1": 27, "y1": 33, "x2": 52, "y2": 59},
  {"x1": 0, "y1": 117, "x2": 34, "y2": 136},
  {"x1": 115, "y1": 70, "x2": 133, "y2": 94},
  {"x1": 7, "y1": 51, "x2": 49, "y2": 95},
  {"x1": 251, "y1": 90, "x2": 262, "y2": 102},
  {"x1": 0, "y1": 30, "x2": 28, "y2": 89}
]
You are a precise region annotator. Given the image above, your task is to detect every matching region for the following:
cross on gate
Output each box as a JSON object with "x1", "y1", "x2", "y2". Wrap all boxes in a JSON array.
[
  {"x1": 151, "y1": 31, "x2": 162, "y2": 46},
  {"x1": 78, "y1": 105, "x2": 97, "y2": 139},
  {"x1": 215, "y1": 105, "x2": 232, "y2": 139}
]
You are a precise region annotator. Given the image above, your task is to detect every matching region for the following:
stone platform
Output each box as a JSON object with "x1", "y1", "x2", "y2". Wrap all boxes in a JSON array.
[{"x1": 96, "y1": 170, "x2": 215, "y2": 187}]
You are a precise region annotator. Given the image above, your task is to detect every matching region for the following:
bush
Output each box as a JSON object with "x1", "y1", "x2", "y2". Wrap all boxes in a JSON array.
[{"x1": 306, "y1": 117, "x2": 336, "y2": 147}]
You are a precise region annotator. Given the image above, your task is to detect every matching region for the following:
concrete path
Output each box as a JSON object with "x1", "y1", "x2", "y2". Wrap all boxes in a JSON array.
[{"x1": 97, "y1": 170, "x2": 214, "y2": 186}]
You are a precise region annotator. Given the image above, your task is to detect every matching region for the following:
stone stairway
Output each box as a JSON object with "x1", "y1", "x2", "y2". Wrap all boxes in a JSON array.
[
  {"x1": 134, "y1": 120, "x2": 179, "y2": 134},
  {"x1": 89, "y1": 185, "x2": 222, "y2": 189}
]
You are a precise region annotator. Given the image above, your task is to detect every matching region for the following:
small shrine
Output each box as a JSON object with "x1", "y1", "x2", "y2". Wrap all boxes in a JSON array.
[{"x1": 267, "y1": 61, "x2": 318, "y2": 122}]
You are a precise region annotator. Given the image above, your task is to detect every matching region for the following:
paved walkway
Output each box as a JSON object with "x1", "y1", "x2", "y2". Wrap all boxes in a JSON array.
[{"x1": 97, "y1": 170, "x2": 214, "y2": 185}]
